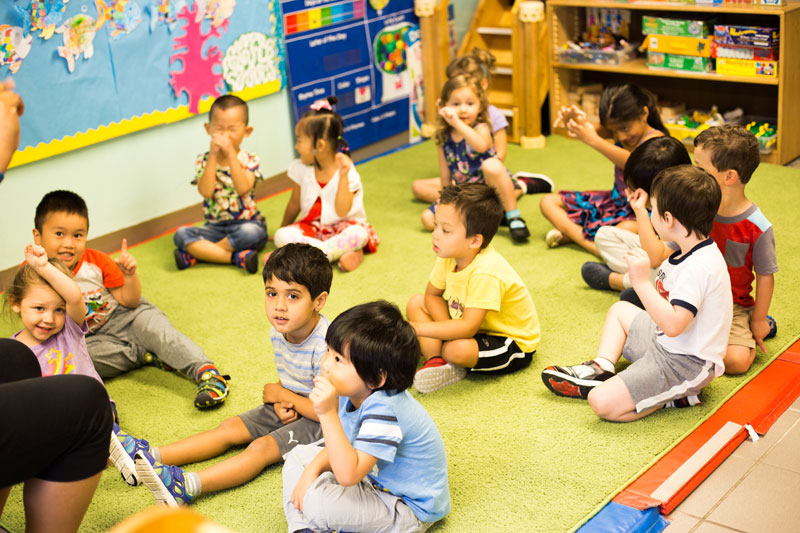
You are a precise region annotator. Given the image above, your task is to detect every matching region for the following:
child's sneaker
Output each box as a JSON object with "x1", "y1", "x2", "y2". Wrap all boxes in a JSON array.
[
  {"x1": 581, "y1": 262, "x2": 613, "y2": 291},
  {"x1": 513, "y1": 172, "x2": 555, "y2": 194},
  {"x1": 664, "y1": 394, "x2": 703, "y2": 409},
  {"x1": 545, "y1": 228, "x2": 566, "y2": 248},
  {"x1": 507, "y1": 217, "x2": 530, "y2": 243},
  {"x1": 765, "y1": 315, "x2": 777, "y2": 340},
  {"x1": 232, "y1": 249, "x2": 258, "y2": 274},
  {"x1": 134, "y1": 452, "x2": 195, "y2": 507},
  {"x1": 194, "y1": 366, "x2": 230, "y2": 409},
  {"x1": 413, "y1": 356, "x2": 468, "y2": 393},
  {"x1": 109, "y1": 423, "x2": 155, "y2": 486},
  {"x1": 541, "y1": 360, "x2": 615, "y2": 399},
  {"x1": 174, "y1": 249, "x2": 197, "y2": 270}
]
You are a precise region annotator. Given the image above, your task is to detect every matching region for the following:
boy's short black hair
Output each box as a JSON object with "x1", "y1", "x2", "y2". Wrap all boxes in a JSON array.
[
  {"x1": 651, "y1": 165, "x2": 721, "y2": 239},
  {"x1": 35, "y1": 190, "x2": 89, "y2": 231},
  {"x1": 326, "y1": 301, "x2": 419, "y2": 393},
  {"x1": 624, "y1": 136, "x2": 691, "y2": 193},
  {"x1": 209, "y1": 94, "x2": 249, "y2": 125},
  {"x1": 694, "y1": 124, "x2": 760, "y2": 184},
  {"x1": 438, "y1": 183, "x2": 503, "y2": 249},
  {"x1": 262, "y1": 243, "x2": 332, "y2": 299}
]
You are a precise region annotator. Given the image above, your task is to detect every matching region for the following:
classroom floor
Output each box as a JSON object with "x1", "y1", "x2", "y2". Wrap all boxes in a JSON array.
[{"x1": 664, "y1": 394, "x2": 800, "y2": 532}]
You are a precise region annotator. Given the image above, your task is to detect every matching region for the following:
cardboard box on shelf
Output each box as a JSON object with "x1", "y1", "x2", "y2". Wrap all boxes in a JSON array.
[
  {"x1": 645, "y1": 34, "x2": 713, "y2": 57},
  {"x1": 642, "y1": 15, "x2": 714, "y2": 38},
  {"x1": 714, "y1": 25, "x2": 779, "y2": 48},
  {"x1": 716, "y1": 57, "x2": 778, "y2": 77},
  {"x1": 647, "y1": 51, "x2": 714, "y2": 72}
]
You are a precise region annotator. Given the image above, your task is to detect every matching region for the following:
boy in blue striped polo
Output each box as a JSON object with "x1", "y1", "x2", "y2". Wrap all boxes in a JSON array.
[
  {"x1": 117, "y1": 244, "x2": 332, "y2": 505},
  {"x1": 283, "y1": 301, "x2": 450, "y2": 532}
]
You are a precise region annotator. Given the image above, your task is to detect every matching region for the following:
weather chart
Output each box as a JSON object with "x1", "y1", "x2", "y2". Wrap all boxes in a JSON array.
[
  {"x1": 2, "y1": 0, "x2": 288, "y2": 165},
  {"x1": 280, "y1": 0, "x2": 423, "y2": 150}
]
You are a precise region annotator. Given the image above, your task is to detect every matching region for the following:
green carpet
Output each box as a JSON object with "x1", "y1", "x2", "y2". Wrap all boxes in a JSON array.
[{"x1": 2, "y1": 135, "x2": 799, "y2": 532}]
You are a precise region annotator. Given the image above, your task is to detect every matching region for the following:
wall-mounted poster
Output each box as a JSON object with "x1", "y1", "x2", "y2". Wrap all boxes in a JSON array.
[
  {"x1": 4, "y1": 0, "x2": 287, "y2": 167},
  {"x1": 280, "y1": 0, "x2": 423, "y2": 151}
]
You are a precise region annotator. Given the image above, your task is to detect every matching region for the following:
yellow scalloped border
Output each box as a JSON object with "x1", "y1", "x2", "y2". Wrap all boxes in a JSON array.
[{"x1": 8, "y1": 80, "x2": 282, "y2": 169}]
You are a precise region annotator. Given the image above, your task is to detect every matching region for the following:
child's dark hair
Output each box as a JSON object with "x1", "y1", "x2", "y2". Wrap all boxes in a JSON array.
[
  {"x1": 299, "y1": 96, "x2": 349, "y2": 169},
  {"x1": 436, "y1": 74, "x2": 489, "y2": 145},
  {"x1": 438, "y1": 183, "x2": 503, "y2": 249},
  {"x1": 209, "y1": 94, "x2": 249, "y2": 125},
  {"x1": 694, "y1": 124, "x2": 760, "y2": 184},
  {"x1": 651, "y1": 165, "x2": 720, "y2": 239},
  {"x1": 599, "y1": 84, "x2": 667, "y2": 135},
  {"x1": 623, "y1": 136, "x2": 691, "y2": 192},
  {"x1": 445, "y1": 47, "x2": 495, "y2": 84},
  {"x1": 5, "y1": 258, "x2": 73, "y2": 317},
  {"x1": 325, "y1": 301, "x2": 419, "y2": 393},
  {"x1": 262, "y1": 243, "x2": 332, "y2": 299},
  {"x1": 35, "y1": 190, "x2": 89, "y2": 232}
]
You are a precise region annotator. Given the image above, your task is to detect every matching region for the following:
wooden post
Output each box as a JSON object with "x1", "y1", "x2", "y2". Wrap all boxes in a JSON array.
[
  {"x1": 516, "y1": 1, "x2": 547, "y2": 149},
  {"x1": 416, "y1": 0, "x2": 451, "y2": 139}
]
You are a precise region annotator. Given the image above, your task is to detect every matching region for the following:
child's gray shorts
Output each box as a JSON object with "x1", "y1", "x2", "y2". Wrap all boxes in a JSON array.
[
  {"x1": 239, "y1": 404, "x2": 322, "y2": 458},
  {"x1": 619, "y1": 311, "x2": 716, "y2": 413}
]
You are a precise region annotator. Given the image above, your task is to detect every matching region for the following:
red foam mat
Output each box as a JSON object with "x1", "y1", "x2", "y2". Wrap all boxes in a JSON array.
[{"x1": 613, "y1": 339, "x2": 800, "y2": 515}]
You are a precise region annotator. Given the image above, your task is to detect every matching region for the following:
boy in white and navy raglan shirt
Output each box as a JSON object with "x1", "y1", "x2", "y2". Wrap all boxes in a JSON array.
[
  {"x1": 543, "y1": 165, "x2": 732, "y2": 422},
  {"x1": 284, "y1": 301, "x2": 450, "y2": 532}
]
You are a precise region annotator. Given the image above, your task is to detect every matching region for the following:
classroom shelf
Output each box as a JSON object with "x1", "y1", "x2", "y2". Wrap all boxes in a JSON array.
[{"x1": 547, "y1": 0, "x2": 800, "y2": 165}]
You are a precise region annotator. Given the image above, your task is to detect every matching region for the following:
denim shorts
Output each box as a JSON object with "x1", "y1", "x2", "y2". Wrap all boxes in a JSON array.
[{"x1": 174, "y1": 219, "x2": 267, "y2": 252}]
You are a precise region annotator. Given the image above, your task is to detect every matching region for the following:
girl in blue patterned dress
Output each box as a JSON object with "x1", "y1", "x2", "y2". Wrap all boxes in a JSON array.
[
  {"x1": 540, "y1": 84, "x2": 668, "y2": 256},
  {"x1": 423, "y1": 74, "x2": 530, "y2": 243}
]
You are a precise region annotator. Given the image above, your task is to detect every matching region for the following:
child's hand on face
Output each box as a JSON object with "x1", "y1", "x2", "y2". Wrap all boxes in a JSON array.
[
  {"x1": 273, "y1": 401, "x2": 298, "y2": 424},
  {"x1": 115, "y1": 239, "x2": 137, "y2": 276},
  {"x1": 626, "y1": 188, "x2": 649, "y2": 213},
  {"x1": 24, "y1": 244, "x2": 48, "y2": 269},
  {"x1": 625, "y1": 248, "x2": 651, "y2": 285},
  {"x1": 309, "y1": 376, "x2": 338, "y2": 417},
  {"x1": 438, "y1": 105, "x2": 459, "y2": 126},
  {"x1": 210, "y1": 132, "x2": 233, "y2": 157}
]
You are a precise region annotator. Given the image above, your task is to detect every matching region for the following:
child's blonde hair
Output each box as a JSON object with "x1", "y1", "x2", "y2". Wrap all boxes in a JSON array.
[
  {"x1": 435, "y1": 74, "x2": 489, "y2": 145},
  {"x1": 446, "y1": 47, "x2": 496, "y2": 86},
  {"x1": 4, "y1": 259, "x2": 73, "y2": 316}
]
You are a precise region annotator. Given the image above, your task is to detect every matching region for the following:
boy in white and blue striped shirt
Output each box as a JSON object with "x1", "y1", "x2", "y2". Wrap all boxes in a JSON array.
[{"x1": 283, "y1": 301, "x2": 450, "y2": 532}]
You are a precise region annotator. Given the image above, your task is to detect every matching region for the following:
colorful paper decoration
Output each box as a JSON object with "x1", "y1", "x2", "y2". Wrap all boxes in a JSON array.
[
  {"x1": 55, "y1": 2, "x2": 108, "y2": 72},
  {"x1": 197, "y1": 0, "x2": 234, "y2": 28},
  {"x1": 17, "y1": 0, "x2": 70, "y2": 40},
  {"x1": 222, "y1": 32, "x2": 279, "y2": 92},
  {"x1": 0, "y1": 24, "x2": 33, "y2": 73},
  {"x1": 169, "y1": 3, "x2": 224, "y2": 113},
  {"x1": 146, "y1": 0, "x2": 187, "y2": 32},
  {"x1": 107, "y1": 0, "x2": 143, "y2": 38}
]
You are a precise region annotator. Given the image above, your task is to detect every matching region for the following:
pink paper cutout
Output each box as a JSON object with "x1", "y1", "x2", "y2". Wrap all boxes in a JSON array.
[{"x1": 168, "y1": 3, "x2": 225, "y2": 114}]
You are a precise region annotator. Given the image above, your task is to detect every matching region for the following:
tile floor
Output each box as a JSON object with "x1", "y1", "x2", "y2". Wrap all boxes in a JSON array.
[{"x1": 664, "y1": 395, "x2": 800, "y2": 532}]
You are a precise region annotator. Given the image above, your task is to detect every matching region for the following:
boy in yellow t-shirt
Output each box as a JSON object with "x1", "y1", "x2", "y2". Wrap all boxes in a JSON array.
[{"x1": 407, "y1": 183, "x2": 541, "y2": 393}]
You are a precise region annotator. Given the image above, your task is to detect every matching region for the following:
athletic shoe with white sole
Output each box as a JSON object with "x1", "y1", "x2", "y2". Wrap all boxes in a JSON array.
[
  {"x1": 414, "y1": 356, "x2": 468, "y2": 394},
  {"x1": 109, "y1": 423, "x2": 154, "y2": 486},
  {"x1": 134, "y1": 452, "x2": 194, "y2": 507},
  {"x1": 541, "y1": 360, "x2": 615, "y2": 399}
]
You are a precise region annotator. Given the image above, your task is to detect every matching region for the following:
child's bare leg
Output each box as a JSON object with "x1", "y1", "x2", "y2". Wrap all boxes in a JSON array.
[
  {"x1": 196, "y1": 435, "x2": 282, "y2": 493},
  {"x1": 421, "y1": 208, "x2": 435, "y2": 231},
  {"x1": 23, "y1": 472, "x2": 102, "y2": 533},
  {"x1": 587, "y1": 376, "x2": 660, "y2": 422},
  {"x1": 482, "y1": 158, "x2": 518, "y2": 212},
  {"x1": 441, "y1": 338, "x2": 479, "y2": 368},
  {"x1": 406, "y1": 294, "x2": 442, "y2": 360},
  {"x1": 595, "y1": 301, "x2": 641, "y2": 364},
  {"x1": 159, "y1": 416, "x2": 253, "y2": 466},
  {"x1": 609, "y1": 273, "x2": 626, "y2": 291},
  {"x1": 186, "y1": 238, "x2": 234, "y2": 264},
  {"x1": 723, "y1": 344, "x2": 756, "y2": 375},
  {"x1": 412, "y1": 177, "x2": 442, "y2": 203},
  {"x1": 539, "y1": 193, "x2": 599, "y2": 256}
]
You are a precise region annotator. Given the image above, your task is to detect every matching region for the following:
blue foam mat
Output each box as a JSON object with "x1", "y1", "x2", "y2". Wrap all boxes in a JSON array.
[{"x1": 577, "y1": 502, "x2": 669, "y2": 533}]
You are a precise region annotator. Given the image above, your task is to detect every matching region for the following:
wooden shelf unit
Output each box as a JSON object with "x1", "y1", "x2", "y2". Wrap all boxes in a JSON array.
[{"x1": 547, "y1": 0, "x2": 800, "y2": 165}]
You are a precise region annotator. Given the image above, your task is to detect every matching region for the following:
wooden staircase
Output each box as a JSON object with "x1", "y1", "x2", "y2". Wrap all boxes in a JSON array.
[{"x1": 458, "y1": 0, "x2": 548, "y2": 147}]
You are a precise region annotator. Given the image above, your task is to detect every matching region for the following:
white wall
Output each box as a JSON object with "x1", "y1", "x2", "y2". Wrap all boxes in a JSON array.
[
  {"x1": 1, "y1": 90, "x2": 295, "y2": 271},
  {"x1": 1, "y1": 0, "x2": 480, "y2": 271}
]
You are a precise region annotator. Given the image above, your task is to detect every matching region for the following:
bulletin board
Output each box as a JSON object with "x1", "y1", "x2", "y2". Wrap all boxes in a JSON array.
[
  {"x1": 279, "y1": 0, "x2": 423, "y2": 151},
  {"x1": 3, "y1": 0, "x2": 287, "y2": 168}
]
